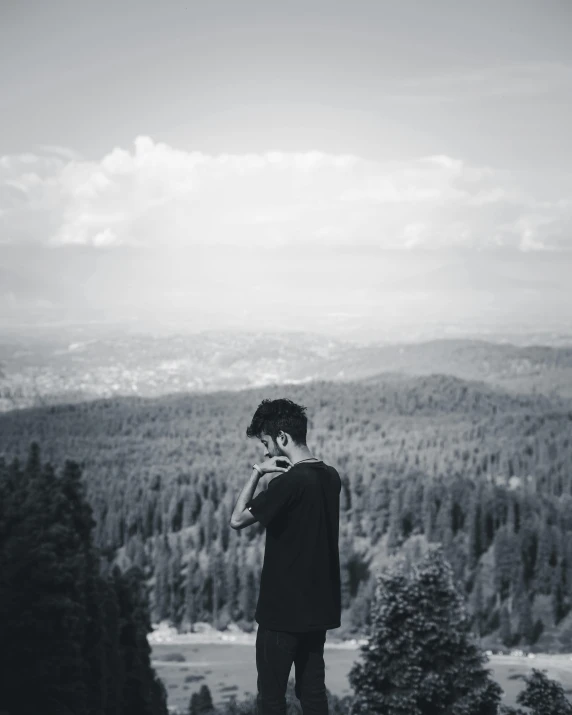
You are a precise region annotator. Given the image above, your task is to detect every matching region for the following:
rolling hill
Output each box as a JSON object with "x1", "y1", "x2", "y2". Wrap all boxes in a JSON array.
[{"x1": 1, "y1": 329, "x2": 572, "y2": 413}]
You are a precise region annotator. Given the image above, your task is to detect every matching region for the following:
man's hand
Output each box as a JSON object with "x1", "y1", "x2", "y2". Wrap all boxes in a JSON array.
[{"x1": 257, "y1": 456, "x2": 292, "y2": 475}]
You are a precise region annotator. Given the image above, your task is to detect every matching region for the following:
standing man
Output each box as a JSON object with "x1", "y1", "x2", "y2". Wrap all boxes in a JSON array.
[{"x1": 230, "y1": 398, "x2": 342, "y2": 715}]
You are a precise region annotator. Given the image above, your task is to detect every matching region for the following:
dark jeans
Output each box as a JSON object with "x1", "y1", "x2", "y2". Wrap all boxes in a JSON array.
[{"x1": 255, "y1": 624, "x2": 329, "y2": 715}]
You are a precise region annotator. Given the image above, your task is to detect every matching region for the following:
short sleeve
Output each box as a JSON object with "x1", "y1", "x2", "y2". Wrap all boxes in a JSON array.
[{"x1": 246, "y1": 473, "x2": 301, "y2": 528}]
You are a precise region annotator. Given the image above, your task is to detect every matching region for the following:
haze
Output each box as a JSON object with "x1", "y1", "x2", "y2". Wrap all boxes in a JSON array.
[{"x1": 1, "y1": 0, "x2": 571, "y2": 342}]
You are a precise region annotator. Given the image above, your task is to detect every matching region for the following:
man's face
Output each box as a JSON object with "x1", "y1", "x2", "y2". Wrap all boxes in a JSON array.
[{"x1": 260, "y1": 433, "x2": 283, "y2": 459}]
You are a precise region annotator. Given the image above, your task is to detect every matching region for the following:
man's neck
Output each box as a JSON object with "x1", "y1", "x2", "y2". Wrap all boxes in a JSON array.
[{"x1": 287, "y1": 447, "x2": 316, "y2": 464}]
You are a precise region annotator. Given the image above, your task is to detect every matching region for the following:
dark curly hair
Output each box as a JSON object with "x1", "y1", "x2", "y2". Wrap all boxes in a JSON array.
[{"x1": 246, "y1": 398, "x2": 308, "y2": 445}]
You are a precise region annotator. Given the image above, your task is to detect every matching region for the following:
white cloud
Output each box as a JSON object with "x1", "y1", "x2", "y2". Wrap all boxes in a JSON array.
[{"x1": 0, "y1": 135, "x2": 570, "y2": 251}]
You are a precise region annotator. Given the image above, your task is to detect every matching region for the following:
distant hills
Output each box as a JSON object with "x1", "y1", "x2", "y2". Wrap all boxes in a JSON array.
[
  {"x1": 1, "y1": 329, "x2": 572, "y2": 411},
  {"x1": 2, "y1": 370, "x2": 572, "y2": 653}
]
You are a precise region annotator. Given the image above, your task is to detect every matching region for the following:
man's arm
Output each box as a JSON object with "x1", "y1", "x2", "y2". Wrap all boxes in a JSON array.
[
  {"x1": 230, "y1": 468, "x2": 261, "y2": 530},
  {"x1": 231, "y1": 475, "x2": 275, "y2": 530},
  {"x1": 231, "y1": 505, "x2": 258, "y2": 530},
  {"x1": 230, "y1": 458, "x2": 291, "y2": 530}
]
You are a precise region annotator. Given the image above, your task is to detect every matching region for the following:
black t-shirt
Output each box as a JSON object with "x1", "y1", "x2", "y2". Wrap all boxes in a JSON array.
[{"x1": 246, "y1": 460, "x2": 342, "y2": 632}]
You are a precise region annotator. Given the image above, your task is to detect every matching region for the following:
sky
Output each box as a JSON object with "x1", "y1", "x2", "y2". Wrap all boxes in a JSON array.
[{"x1": 1, "y1": 0, "x2": 571, "y2": 342}]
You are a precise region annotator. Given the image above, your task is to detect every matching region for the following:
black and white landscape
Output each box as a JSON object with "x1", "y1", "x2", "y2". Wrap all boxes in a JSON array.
[{"x1": 2, "y1": 1, "x2": 572, "y2": 714}]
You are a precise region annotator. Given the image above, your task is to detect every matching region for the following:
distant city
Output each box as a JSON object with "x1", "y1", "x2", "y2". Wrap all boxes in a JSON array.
[{"x1": 1, "y1": 323, "x2": 572, "y2": 412}]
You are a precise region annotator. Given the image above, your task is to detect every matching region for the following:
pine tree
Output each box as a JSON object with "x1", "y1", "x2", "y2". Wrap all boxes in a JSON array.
[
  {"x1": 517, "y1": 592, "x2": 535, "y2": 645},
  {"x1": 225, "y1": 536, "x2": 240, "y2": 620},
  {"x1": 480, "y1": 487, "x2": 495, "y2": 553},
  {"x1": 100, "y1": 574, "x2": 124, "y2": 715},
  {"x1": 514, "y1": 668, "x2": 572, "y2": 715},
  {"x1": 535, "y1": 523, "x2": 554, "y2": 595},
  {"x1": 185, "y1": 557, "x2": 200, "y2": 631},
  {"x1": 211, "y1": 547, "x2": 227, "y2": 628},
  {"x1": 519, "y1": 518, "x2": 538, "y2": 590},
  {"x1": 113, "y1": 565, "x2": 168, "y2": 715},
  {"x1": 467, "y1": 487, "x2": 484, "y2": 569},
  {"x1": 499, "y1": 603, "x2": 512, "y2": 647},
  {"x1": 0, "y1": 448, "x2": 90, "y2": 715},
  {"x1": 421, "y1": 481, "x2": 434, "y2": 543},
  {"x1": 494, "y1": 526, "x2": 515, "y2": 601},
  {"x1": 169, "y1": 534, "x2": 184, "y2": 626},
  {"x1": 0, "y1": 444, "x2": 168, "y2": 715},
  {"x1": 218, "y1": 501, "x2": 231, "y2": 551},
  {"x1": 507, "y1": 493, "x2": 520, "y2": 534},
  {"x1": 241, "y1": 568, "x2": 257, "y2": 623},
  {"x1": 552, "y1": 557, "x2": 569, "y2": 625},
  {"x1": 154, "y1": 534, "x2": 172, "y2": 622},
  {"x1": 348, "y1": 545, "x2": 503, "y2": 715},
  {"x1": 189, "y1": 691, "x2": 201, "y2": 715},
  {"x1": 339, "y1": 534, "x2": 353, "y2": 610},
  {"x1": 351, "y1": 490, "x2": 364, "y2": 537},
  {"x1": 203, "y1": 500, "x2": 215, "y2": 550},
  {"x1": 385, "y1": 487, "x2": 402, "y2": 551},
  {"x1": 195, "y1": 684, "x2": 215, "y2": 715},
  {"x1": 471, "y1": 567, "x2": 485, "y2": 638},
  {"x1": 435, "y1": 489, "x2": 454, "y2": 550}
]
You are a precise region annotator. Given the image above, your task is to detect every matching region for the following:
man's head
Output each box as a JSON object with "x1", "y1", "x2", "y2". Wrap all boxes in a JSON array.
[{"x1": 246, "y1": 398, "x2": 308, "y2": 459}]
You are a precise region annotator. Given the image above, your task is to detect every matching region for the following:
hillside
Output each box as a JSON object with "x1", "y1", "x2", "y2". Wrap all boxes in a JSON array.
[
  {"x1": 1, "y1": 329, "x2": 572, "y2": 413},
  {"x1": 1, "y1": 373, "x2": 572, "y2": 652}
]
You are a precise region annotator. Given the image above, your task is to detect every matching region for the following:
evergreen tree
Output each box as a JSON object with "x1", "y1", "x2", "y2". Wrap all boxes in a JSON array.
[
  {"x1": 113, "y1": 565, "x2": 168, "y2": 715},
  {"x1": 100, "y1": 574, "x2": 124, "y2": 715},
  {"x1": 189, "y1": 691, "x2": 201, "y2": 715},
  {"x1": 195, "y1": 684, "x2": 215, "y2": 715},
  {"x1": 225, "y1": 536, "x2": 240, "y2": 620},
  {"x1": 495, "y1": 526, "x2": 517, "y2": 600},
  {"x1": 241, "y1": 568, "x2": 257, "y2": 623},
  {"x1": 185, "y1": 557, "x2": 200, "y2": 631},
  {"x1": 535, "y1": 523, "x2": 554, "y2": 595},
  {"x1": 514, "y1": 668, "x2": 572, "y2": 715},
  {"x1": 169, "y1": 534, "x2": 184, "y2": 626},
  {"x1": 0, "y1": 444, "x2": 168, "y2": 715},
  {"x1": 517, "y1": 592, "x2": 535, "y2": 645},
  {"x1": 0, "y1": 449, "x2": 90, "y2": 715},
  {"x1": 519, "y1": 518, "x2": 538, "y2": 590},
  {"x1": 61, "y1": 458, "x2": 109, "y2": 715},
  {"x1": 351, "y1": 490, "x2": 364, "y2": 537},
  {"x1": 348, "y1": 545, "x2": 503, "y2": 715},
  {"x1": 471, "y1": 567, "x2": 485, "y2": 638},
  {"x1": 218, "y1": 501, "x2": 231, "y2": 552},
  {"x1": 421, "y1": 481, "x2": 434, "y2": 543},
  {"x1": 435, "y1": 489, "x2": 454, "y2": 550},
  {"x1": 552, "y1": 557, "x2": 569, "y2": 625},
  {"x1": 154, "y1": 534, "x2": 172, "y2": 622},
  {"x1": 385, "y1": 487, "x2": 402, "y2": 551},
  {"x1": 480, "y1": 487, "x2": 495, "y2": 553},
  {"x1": 499, "y1": 603, "x2": 512, "y2": 647},
  {"x1": 507, "y1": 493, "x2": 520, "y2": 534},
  {"x1": 339, "y1": 534, "x2": 353, "y2": 610},
  {"x1": 211, "y1": 546, "x2": 227, "y2": 628}
]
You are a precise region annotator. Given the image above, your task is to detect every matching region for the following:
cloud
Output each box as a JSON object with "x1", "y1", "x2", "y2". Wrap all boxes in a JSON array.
[{"x1": 0, "y1": 136, "x2": 570, "y2": 251}]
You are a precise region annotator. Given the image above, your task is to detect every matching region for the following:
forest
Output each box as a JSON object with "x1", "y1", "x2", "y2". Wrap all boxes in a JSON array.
[
  {"x1": 2, "y1": 371, "x2": 572, "y2": 652},
  {"x1": 0, "y1": 443, "x2": 168, "y2": 715}
]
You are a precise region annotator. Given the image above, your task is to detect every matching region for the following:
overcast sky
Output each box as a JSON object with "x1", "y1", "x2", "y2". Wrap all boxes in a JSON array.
[{"x1": 1, "y1": 0, "x2": 571, "y2": 340}]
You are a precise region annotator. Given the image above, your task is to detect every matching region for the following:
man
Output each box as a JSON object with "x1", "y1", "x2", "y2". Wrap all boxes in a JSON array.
[{"x1": 230, "y1": 398, "x2": 342, "y2": 715}]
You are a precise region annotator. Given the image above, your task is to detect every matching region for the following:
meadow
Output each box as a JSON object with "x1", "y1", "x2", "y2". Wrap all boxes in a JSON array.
[{"x1": 150, "y1": 640, "x2": 572, "y2": 713}]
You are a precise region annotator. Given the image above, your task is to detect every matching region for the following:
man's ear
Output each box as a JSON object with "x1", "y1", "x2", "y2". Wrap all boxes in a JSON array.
[{"x1": 278, "y1": 431, "x2": 288, "y2": 447}]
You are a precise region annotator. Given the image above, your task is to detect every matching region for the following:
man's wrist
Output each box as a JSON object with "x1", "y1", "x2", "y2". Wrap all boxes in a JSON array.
[{"x1": 252, "y1": 464, "x2": 264, "y2": 477}]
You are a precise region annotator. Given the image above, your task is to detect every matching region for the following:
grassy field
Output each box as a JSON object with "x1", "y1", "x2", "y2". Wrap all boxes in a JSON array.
[{"x1": 150, "y1": 641, "x2": 572, "y2": 713}]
